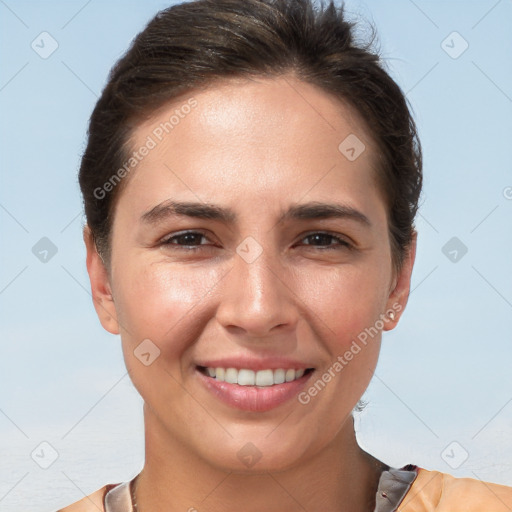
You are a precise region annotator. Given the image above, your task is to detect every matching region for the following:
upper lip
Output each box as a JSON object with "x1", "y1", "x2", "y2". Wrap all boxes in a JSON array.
[{"x1": 195, "y1": 357, "x2": 314, "y2": 372}]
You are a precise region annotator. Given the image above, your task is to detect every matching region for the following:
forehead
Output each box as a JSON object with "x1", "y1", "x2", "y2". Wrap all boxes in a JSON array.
[
  {"x1": 134, "y1": 74, "x2": 371, "y2": 152},
  {"x1": 121, "y1": 75, "x2": 383, "y2": 220}
]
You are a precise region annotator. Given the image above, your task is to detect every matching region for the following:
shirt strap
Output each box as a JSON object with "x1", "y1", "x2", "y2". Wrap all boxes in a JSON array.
[
  {"x1": 104, "y1": 480, "x2": 133, "y2": 512},
  {"x1": 374, "y1": 464, "x2": 419, "y2": 511}
]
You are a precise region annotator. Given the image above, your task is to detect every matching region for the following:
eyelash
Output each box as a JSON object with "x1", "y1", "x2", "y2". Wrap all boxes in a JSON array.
[{"x1": 160, "y1": 230, "x2": 352, "y2": 251}]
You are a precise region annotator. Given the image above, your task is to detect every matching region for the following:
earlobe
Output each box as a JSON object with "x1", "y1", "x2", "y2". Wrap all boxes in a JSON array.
[
  {"x1": 383, "y1": 231, "x2": 417, "y2": 331},
  {"x1": 83, "y1": 225, "x2": 120, "y2": 335}
]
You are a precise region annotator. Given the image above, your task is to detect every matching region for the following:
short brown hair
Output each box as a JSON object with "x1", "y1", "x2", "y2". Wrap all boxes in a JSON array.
[{"x1": 79, "y1": 0, "x2": 422, "y2": 272}]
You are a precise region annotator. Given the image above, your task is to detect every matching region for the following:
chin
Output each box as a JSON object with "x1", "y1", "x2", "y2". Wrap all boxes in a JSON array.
[{"x1": 198, "y1": 432, "x2": 316, "y2": 474}]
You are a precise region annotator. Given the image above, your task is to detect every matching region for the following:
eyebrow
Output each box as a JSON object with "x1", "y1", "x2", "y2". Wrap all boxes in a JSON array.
[{"x1": 140, "y1": 200, "x2": 371, "y2": 227}]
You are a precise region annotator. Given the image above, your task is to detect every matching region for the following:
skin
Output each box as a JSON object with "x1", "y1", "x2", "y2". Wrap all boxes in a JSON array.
[{"x1": 85, "y1": 74, "x2": 416, "y2": 511}]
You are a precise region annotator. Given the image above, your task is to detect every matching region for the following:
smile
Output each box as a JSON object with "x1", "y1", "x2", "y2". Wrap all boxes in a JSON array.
[
  {"x1": 196, "y1": 365, "x2": 315, "y2": 412},
  {"x1": 197, "y1": 366, "x2": 314, "y2": 386}
]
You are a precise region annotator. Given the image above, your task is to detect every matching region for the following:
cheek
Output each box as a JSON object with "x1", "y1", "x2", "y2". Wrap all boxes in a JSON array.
[
  {"x1": 293, "y1": 265, "x2": 386, "y2": 419},
  {"x1": 114, "y1": 258, "x2": 225, "y2": 358},
  {"x1": 300, "y1": 260, "x2": 390, "y2": 347}
]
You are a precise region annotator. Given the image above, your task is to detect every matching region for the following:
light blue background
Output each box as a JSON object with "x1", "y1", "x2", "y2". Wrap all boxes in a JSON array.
[{"x1": 1, "y1": 0, "x2": 511, "y2": 510}]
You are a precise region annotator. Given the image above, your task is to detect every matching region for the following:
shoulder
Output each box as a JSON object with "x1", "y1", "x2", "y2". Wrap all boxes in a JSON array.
[
  {"x1": 399, "y1": 467, "x2": 512, "y2": 511},
  {"x1": 56, "y1": 483, "x2": 119, "y2": 512}
]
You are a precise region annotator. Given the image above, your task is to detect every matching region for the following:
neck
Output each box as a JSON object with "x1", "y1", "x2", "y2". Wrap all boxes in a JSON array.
[{"x1": 134, "y1": 405, "x2": 387, "y2": 512}]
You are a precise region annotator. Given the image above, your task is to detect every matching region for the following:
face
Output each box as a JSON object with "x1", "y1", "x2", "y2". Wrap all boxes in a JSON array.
[{"x1": 86, "y1": 75, "x2": 415, "y2": 472}]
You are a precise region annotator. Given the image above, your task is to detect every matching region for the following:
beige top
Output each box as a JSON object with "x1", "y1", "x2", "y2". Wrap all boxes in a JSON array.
[{"x1": 57, "y1": 465, "x2": 512, "y2": 511}]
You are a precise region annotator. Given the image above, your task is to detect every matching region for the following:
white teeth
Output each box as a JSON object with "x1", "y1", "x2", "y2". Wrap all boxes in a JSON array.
[
  {"x1": 255, "y1": 369, "x2": 274, "y2": 386},
  {"x1": 225, "y1": 368, "x2": 238, "y2": 384},
  {"x1": 274, "y1": 368, "x2": 285, "y2": 384},
  {"x1": 202, "y1": 367, "x2": 309, "y2": 386},
  {"x1": 237, "y1": 369, "x2": 255, "y2": 386}
]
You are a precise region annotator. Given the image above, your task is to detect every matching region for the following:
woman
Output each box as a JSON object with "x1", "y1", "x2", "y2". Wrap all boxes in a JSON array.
[{"x1": 59, "y1": 0, "x2": 512, "y2": 510}]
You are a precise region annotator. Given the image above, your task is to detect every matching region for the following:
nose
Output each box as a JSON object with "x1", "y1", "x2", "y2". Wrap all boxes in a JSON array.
[{"x1": 215, "y1": 245, "x2": 299, "y2": 339}]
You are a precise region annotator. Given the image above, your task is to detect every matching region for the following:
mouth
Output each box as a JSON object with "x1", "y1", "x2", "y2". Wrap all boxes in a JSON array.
[
  {"x1": 195, "y1": 365, "x2": 315, "y2": 412},
  {"x1": 196, "y1": 365, "x2": 314, "y2": 386}
]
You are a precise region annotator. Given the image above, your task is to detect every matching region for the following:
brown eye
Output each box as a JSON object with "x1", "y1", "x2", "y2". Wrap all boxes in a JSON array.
[
  {"x1": 161, "y1": 231, "x2": 211, "y2": 249},
  {"x1": 300, "y1": 232, "x2": 351, "y2": 250}
]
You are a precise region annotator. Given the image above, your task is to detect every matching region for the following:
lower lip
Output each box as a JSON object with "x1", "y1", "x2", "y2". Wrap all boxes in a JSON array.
[{"x1": 196, "y1": 368, "x2": 313, "y2": 412}]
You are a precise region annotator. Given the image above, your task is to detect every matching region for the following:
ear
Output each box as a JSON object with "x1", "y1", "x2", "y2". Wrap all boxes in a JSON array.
[
  {"x1": 83, "y1": 225, "x2": 120, "y2": 335},
  {"x1": 383, "y1": 231, "x2": 417, "y2": 331}
]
